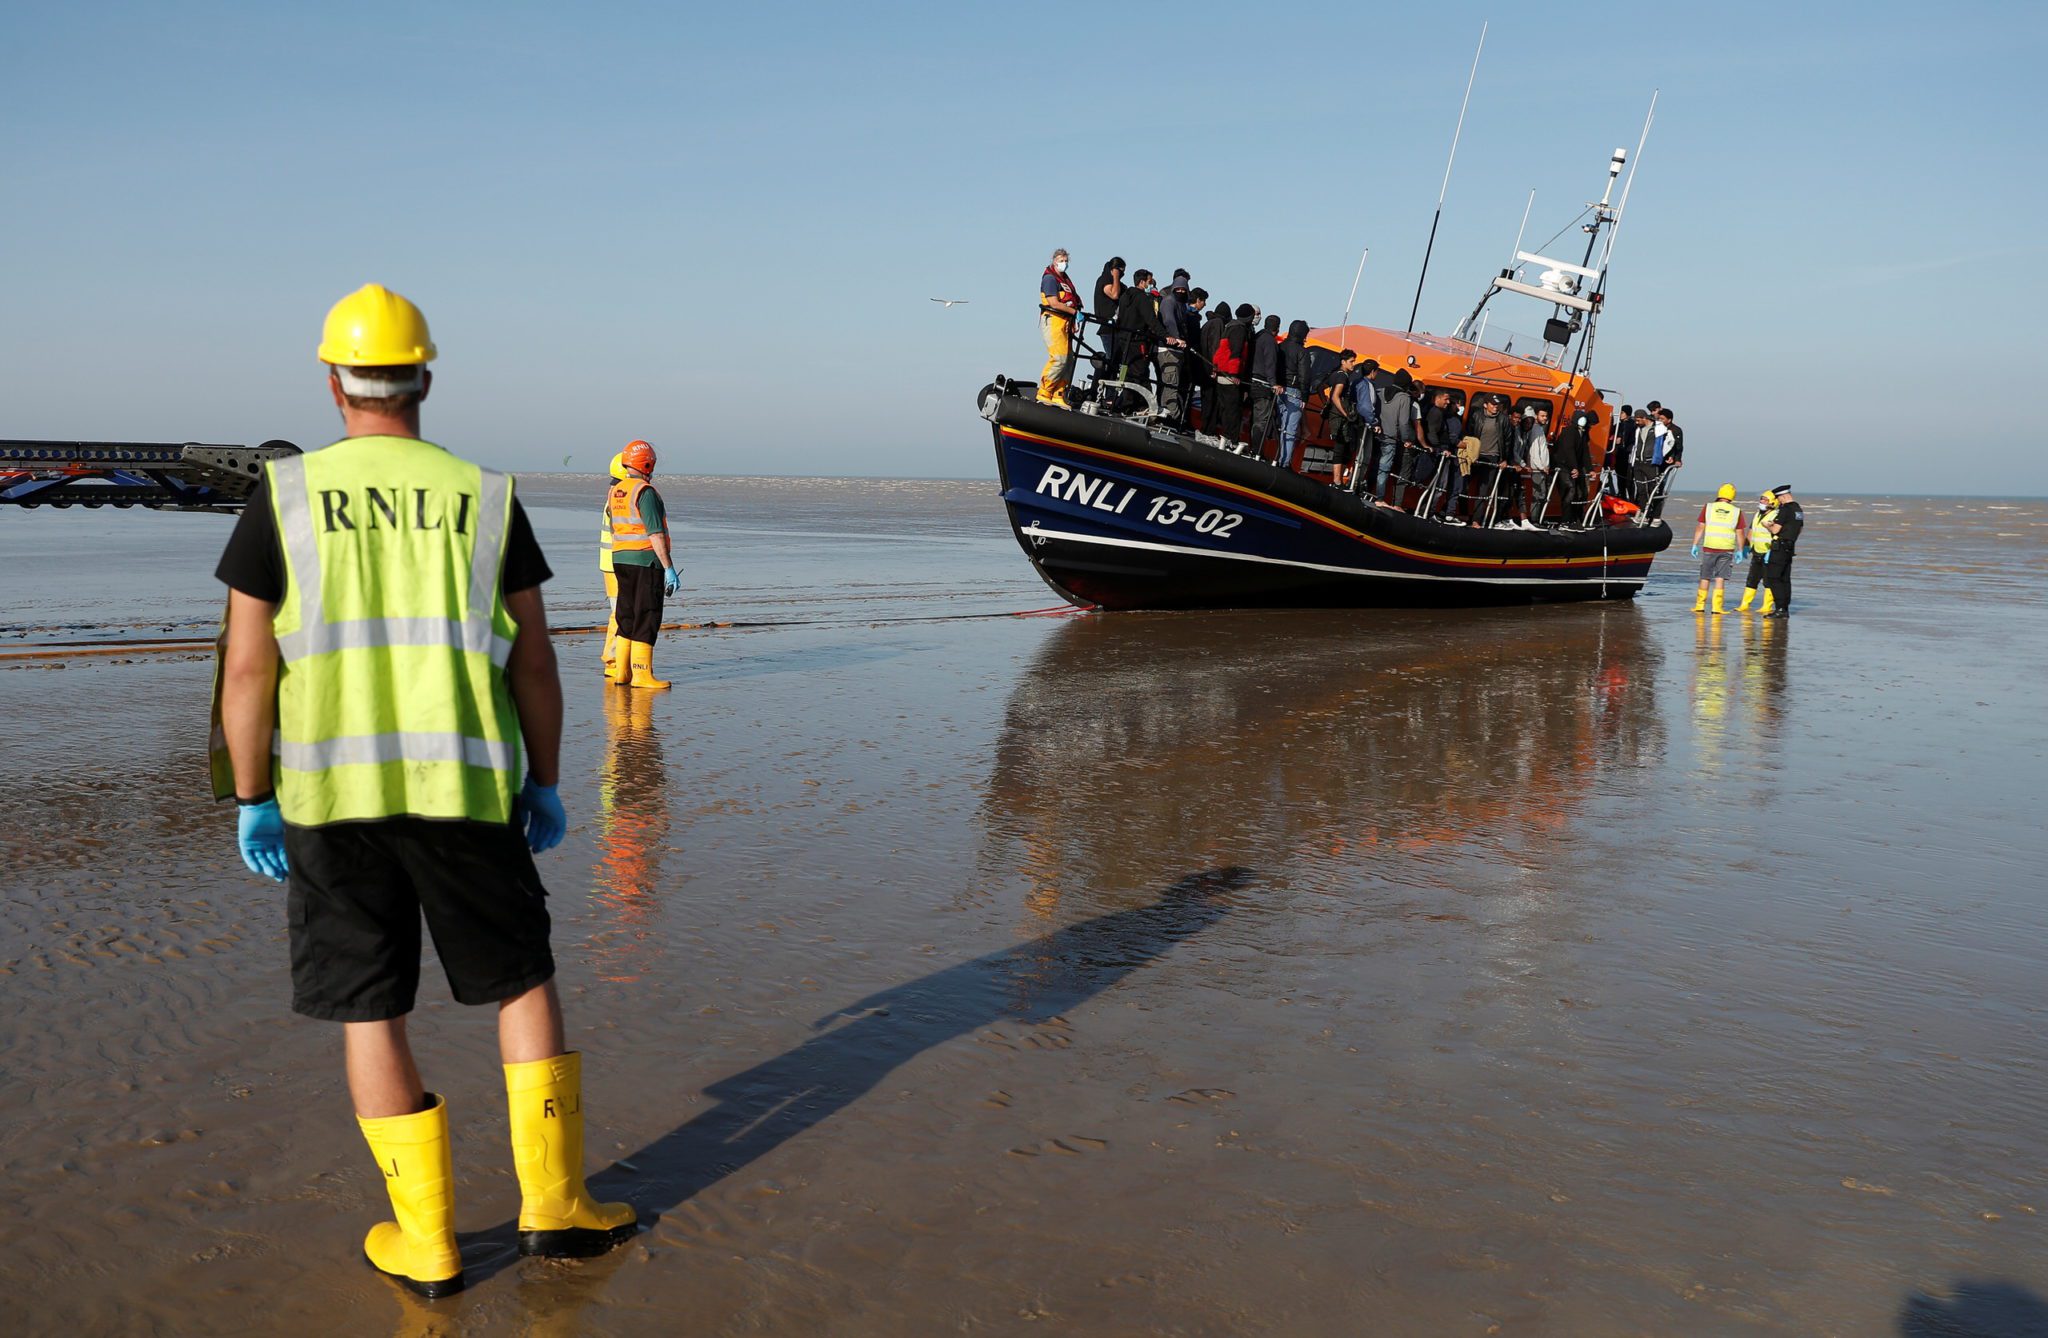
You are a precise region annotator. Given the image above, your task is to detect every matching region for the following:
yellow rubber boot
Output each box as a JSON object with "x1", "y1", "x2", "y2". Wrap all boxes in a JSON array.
[
  {"x1": 356, "y1": 1094, "x2": 464, "y2": 1299},
  {"x1": 1760, "y1": 588, "x2": 1776, "y2": 616},
  {"x1": 627, "y1": 640, "x2": 671, "y2": 691},
  {"x1": 609, "y1": 639, "x2": 634, "y2": 686},
  {"x1": 1737, "y1": 588, "x2": 1754, "y2": 612},
  {"x1": 1692, "y1": 589, "x2": 1707, "y2": 613},
  {"x1": 601, "y1": 572, "x2": 620, "y2": 674},
  {"x1": 1712, "y1": 588, "x2": 1725, "y2": 615},
  {"x1": 505, "y1": 1052, "x2": 638, "y2": 1258}
]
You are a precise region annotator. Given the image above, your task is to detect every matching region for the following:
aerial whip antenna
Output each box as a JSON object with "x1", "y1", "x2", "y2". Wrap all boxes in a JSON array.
[
  {"x1": 1569, "y1": 90, "x2": 1658, "y2": 382},
  {"x1": 1508, "y1": 188, "x2": 1536, "y2": 278},
  {"x1": 1339, "y1": 245, "x2": 1370, "y2": 347},
  {"x1": 1407, "y1": 20, "x2": 1487, "y2": 334},
  {"x1": 1598, "y1": 90, "x2": 1658, "y2": 276}
]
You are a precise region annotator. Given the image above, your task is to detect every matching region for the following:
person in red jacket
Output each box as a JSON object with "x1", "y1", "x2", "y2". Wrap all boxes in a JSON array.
[{"x1": 1208, "y1": 304, "x2": 1254, "y2": 446}]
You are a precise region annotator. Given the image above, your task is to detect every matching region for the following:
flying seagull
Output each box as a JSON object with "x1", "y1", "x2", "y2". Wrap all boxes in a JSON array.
[{"x1": 929, "y1": 297, "x2": 969, "y2": 308}]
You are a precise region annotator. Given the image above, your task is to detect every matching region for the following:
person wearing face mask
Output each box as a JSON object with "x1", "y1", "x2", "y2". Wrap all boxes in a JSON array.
[
  {"x1": 1037, "y1": 249, "x2": 1081, "y2": 406},
  {"x1": 1113, "y1": 268, "x2": 1161, "y2": 400}
]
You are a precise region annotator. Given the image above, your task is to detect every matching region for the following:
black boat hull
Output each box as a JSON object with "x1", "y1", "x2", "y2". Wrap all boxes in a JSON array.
[{"x1": 985, "y1": 387, "x2": 1669, "y2": 611}]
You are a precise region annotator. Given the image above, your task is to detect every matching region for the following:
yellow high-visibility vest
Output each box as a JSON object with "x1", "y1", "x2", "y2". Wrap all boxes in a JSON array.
[
  {"x1": 260, "y1": 435, "x2": 522, "y2": 826},
  {"x1": 1751, "y1": 505, "x2": 1777, "y2": 555},
  {"x1": 1703, "y1": 499, "x2": 1742, "y2": 551}
]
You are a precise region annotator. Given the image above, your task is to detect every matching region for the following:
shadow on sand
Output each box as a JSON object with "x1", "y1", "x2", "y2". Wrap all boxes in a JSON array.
[
  {"x1": 455, "y1": 865, "x2": 1248, "y2": 1290},
  {"x1": 1899, "y1": 1280, "x2": 2048, "y2": 1337}
]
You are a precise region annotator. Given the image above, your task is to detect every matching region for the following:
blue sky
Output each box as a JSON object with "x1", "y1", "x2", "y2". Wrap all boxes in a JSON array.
[{"x1": 4, "y1": 1, "x2": 2043, "y2": 493}]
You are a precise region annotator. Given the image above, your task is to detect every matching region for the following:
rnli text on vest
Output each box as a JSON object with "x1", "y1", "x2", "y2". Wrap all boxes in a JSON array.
[{"x1": 318, "y1": 487, "x2": 476, "y2": 535}]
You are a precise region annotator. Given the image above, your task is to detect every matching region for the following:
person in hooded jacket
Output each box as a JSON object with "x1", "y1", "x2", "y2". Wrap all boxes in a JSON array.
[
  {"x1": 1201, "y1": 297, "x2": 1230, "y2": 364},
  {"x1": 1195, "y1": 297, "x2": 1228, "y2": 427},
  {"x1": 1208, "y1": 304, "x2": 1255, "y2": 445},
  {"x1": 1373, "y1": 370, "x2": 1418, "y2": 506},
  {"x1": 1155, "y1": 272, "x2": 1195, "y2": 424},
  {"x1": 1551, "y1": 406, "x2": 1593, "y2": 516},
  {"x1": 1276, "y1": 320, "x2": 1313, "y2": 470},
  {"x1": 1246, "y1": 314, "x2": 1282, "y2": 458}
]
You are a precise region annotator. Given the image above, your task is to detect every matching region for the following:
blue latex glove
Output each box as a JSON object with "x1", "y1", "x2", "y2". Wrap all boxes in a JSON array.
[
  {"x1": 1737, "y1": 548, "x2": 1750, "y2": 564},
  {"x1": 662, "y1": 566, "x2": 681, "y2": 598},
  {"x1": 519, "y1": 777, "x2": 565, "y2": 853},
  {"x1": 237, "y1": 797, "x2": 288, "y2": 883},
  {"x1": 1689, "y1": 543, "x2": 1701, "y2": 558}
]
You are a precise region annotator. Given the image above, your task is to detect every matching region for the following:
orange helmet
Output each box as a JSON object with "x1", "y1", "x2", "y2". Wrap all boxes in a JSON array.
[{"x1": 621, "y1": 439, "x2": 656, "y2": 474}]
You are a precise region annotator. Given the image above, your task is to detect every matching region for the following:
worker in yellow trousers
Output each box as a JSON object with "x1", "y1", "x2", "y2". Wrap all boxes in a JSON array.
[
  {"x1": 1037, "y1": 247, "x2": 1080, "y2": 405},
  {"x1": 599, "y1": 451, "x2": 627, "y2": 673}
]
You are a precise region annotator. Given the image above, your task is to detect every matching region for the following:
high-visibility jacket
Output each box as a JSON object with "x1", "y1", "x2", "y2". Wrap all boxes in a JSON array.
[
  {"x1": 1751, "y1": 505, "x2": 1777, "y2": 555},
  {"x1": 608, "y1": 479, "x2": 652, "y2": 552},
  {"x1": 260, "y1": 435, "x2": 523, "y2": 827},
  {"x1": 1702, "y1": 499, "x2": 1743, "y2": 551},
  {"x1": 598, "y1": 495, "x2": 614, "y2": 573}
]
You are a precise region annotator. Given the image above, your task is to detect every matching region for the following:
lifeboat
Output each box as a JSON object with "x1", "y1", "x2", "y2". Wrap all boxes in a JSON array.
[{"x1": 979, "y1": 147, "x2": 1672, "y2": 612}]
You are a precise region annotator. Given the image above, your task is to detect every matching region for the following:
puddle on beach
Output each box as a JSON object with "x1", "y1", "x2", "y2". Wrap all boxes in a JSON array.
[{"x1": 1, "y1": 484, "x2": 2045, "y2": 1334}]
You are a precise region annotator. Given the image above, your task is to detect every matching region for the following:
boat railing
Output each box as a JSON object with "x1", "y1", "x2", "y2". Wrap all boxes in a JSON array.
[
  {"x1": 1036, "y1": 322, "x2": 1660, "y2": 533},
  {"x1": 1379, "y1": 450, "x2": 1600, "y2": 530},
  {"x1": 1630, "y1": 462, "x2": 1677, "y2": 527}
]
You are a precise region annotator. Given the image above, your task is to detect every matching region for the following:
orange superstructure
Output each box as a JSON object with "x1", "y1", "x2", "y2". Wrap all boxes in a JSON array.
[{"x1": 1305, "y1": 323, "x2": 1610, "y2": 469}]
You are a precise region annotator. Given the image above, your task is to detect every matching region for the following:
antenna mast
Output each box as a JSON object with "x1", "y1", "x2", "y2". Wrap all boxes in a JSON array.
[
  {"x1": 1406, "y1": 21, "x2": 1487, "y2": 334},
  {"x1": 1454, "y1": 188, "x2": 1534, "y2": 341},
  {"x1": 1339, "y1": 245, "x2": 1370, "y2": 344},
  {"x1": 1570, "y1": 91, "x2": 1658, "y2": 381}
]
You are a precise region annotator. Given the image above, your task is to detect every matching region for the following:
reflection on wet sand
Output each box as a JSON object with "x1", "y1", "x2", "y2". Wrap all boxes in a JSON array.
[
  {"x1": 982, "y1": 608, "x2": 1664, "y2": 914},
  {"x1": 588, "y1": 688, "x2": 671, "y2": 984}
]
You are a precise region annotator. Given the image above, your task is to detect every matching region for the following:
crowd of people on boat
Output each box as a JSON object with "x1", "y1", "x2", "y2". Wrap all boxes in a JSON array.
[{"x1": 1035, "y1": 249, "x2": 1691, "y2": 530}]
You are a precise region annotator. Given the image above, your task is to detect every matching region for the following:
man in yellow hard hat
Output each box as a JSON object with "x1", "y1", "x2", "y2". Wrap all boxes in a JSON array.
[
  {"x1": 214, "y1": 283, "x2": 636, "y2": 1299},
  {"x1": 1689, "y1": 482, "x2": 1749, "y2": 614},
  {"x1": 606, "y1": 439, "x2": 678, "y2": 689},
  {"x1": 599, "y1": 451, "x2": 628, "y2": 674}
]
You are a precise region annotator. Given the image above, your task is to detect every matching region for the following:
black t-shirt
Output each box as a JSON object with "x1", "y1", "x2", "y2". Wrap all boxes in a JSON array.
[
  {"x1": 1423, "y1": 403, "x2": 1458, "y2": 449},
  {"x1": 215, "y1": 475, "x2": 553, "y2": 602}
]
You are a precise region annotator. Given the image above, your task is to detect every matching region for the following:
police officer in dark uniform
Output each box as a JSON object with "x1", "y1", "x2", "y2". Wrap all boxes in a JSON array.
[{"x1": 1761, "y1": 483, "x2": 1804, "y2": 617}]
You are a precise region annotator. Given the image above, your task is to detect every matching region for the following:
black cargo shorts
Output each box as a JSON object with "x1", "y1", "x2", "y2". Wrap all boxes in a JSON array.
[{"x1": 283, "y1": 817, "x2": 556, "y2": 1022}]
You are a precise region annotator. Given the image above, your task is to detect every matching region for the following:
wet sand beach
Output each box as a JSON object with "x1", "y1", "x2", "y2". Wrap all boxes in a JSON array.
[{"x1": 3, "y1": 481, "x2": 2046, "y2": 1335}]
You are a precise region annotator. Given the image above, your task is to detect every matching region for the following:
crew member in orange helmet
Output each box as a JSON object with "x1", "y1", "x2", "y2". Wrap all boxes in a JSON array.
[
  {"x1": 607, "y1": 440, "x2": 679, "y2": 689},
  {"x1": 598, "y1": 451, "x2": 628, "y2": 675}
]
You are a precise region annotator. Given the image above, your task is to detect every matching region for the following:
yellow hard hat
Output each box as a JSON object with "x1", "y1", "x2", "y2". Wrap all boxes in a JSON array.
[
  {"x1": 1759, "y1": 489, "x2": 1776, "y2": 503},
  {"x1": 318, "y1": 284, "x2": 436, "y2": 366},
  {"x1": 608, "y1": 452, "x2": 628, "y2": 481},
  {"x1": 1717, "y1": 483, "x2": 1737, "y2": 500}
]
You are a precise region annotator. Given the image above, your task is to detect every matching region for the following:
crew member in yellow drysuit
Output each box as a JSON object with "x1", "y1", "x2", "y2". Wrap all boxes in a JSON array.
[{"x1": 1037, "y1": 248, "x2": 1080, "y2": 405}]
